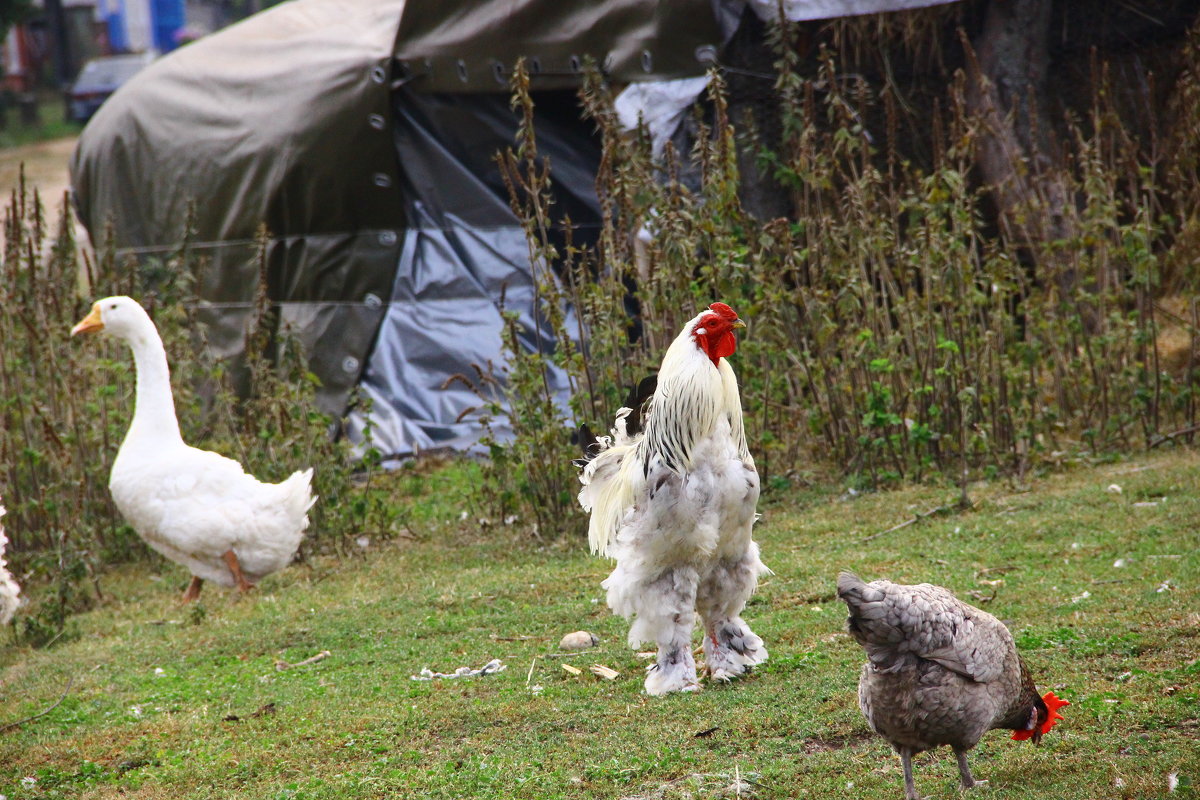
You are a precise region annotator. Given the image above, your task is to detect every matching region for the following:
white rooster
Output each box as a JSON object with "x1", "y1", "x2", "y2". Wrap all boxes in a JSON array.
[{"x1": 577, "y1": 302, "x2": 768, "y2": 695}]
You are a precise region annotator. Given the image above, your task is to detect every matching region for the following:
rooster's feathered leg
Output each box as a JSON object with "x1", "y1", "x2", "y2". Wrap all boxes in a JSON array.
[
  {"x1": 606, "y1": 564, "x2": 701, "y2": 695},
  {"x1": 697, "y1": 551, "x2": 768, "y2": 681}
]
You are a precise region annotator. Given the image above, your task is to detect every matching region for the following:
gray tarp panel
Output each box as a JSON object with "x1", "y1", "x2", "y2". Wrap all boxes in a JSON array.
[
  {"x1": 71, "y1": 0, "x2": 410, "y2": 410},
  {"x1": 348, "y1": 89, "x2": 600, "y2": 456},
  {"x1": 393, "y1": 0, "x2": 723, "y2": 93}
]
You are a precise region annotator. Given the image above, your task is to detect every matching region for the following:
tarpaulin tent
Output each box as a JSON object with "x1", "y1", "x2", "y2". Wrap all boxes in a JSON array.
[
  {"x1": 70, "y1": 0, "x2": 728, "y2": 457},
  {"x1": 69, "y1": 0, "x2": 956, "y2": 457}
]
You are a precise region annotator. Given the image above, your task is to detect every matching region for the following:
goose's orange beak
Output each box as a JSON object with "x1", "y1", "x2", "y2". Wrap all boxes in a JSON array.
[{"x1": 71, "y1": 304, "x2": 104, "y2": 336}]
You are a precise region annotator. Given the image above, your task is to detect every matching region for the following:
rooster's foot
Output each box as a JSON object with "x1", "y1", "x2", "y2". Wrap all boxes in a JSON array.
[
  {"x1": 702, "y1": 618, "x2": 767, "y2": 681},
  {"x1": 643, "y1": 660, "x2": 700, "y2": 696}
]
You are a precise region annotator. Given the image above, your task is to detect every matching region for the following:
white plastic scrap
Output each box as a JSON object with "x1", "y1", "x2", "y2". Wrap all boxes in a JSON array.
[
  {"x1": 614, "y1": 76, "x2": 711, "y2": 158},
  {"x1": 1169, "y1": 772, "x2": 1180, "y2": 792},
  {"x1": 1106, "y1": 484, "x2": 1123, "y2": 494},
  {"x1": 747, "y1": 0, "x2": 959, "y2": 24},
  {"x1": 411, "y1": 659, "x2": 507, "y2": 681}
]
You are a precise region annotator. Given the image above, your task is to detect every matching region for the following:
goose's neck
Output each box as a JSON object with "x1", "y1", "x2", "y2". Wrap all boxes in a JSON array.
[{"x1": 125, "y1": 327, "x2": 182, "y2": 445}]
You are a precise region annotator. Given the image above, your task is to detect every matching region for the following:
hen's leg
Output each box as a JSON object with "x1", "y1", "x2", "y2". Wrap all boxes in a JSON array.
[
  {"x1": 955, "y1": 748, "x2": 986, "y2": 790},
  {"x1": 697, "y1": 550, "x2": 767, "y2": 681},
  {"x1": 899, "y1": 746, "x2": 920, "y2": 800},
  {"x1": 181, "y1": 575, "x2": 203, "y2": 602},
  {"x1": 222, "y1": 550, "x2": 255, "y2": 593}
]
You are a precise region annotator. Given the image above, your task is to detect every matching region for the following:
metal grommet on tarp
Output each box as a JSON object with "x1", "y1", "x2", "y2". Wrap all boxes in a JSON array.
[
  {"x1": 371, "y1": 65, "x2": 387, "y2": 84},
  {"x1": 368, "y1": 113, "x2": 385, "y2": 130},
  {"x1": 378, "y1": 230, "x2": 397, "y2": 246},
  {"x1": 456, "y1": 59, "x2": 468, "y2": 82},
  {"x1": 641, "y1": 50, "x2": 653, "y2": 72},
  {"x1": 363, "y1": 292, "x2": 383, "y2": 309},
  {"x1": 695, "y1": 44, "x2": 717, "y2": 65},
  {"x1": 342, "y1": 356, "x2": 360, "y2": 374},
  {"x1": 373, "y1": 173, "x2": 392, "y2": 188}
]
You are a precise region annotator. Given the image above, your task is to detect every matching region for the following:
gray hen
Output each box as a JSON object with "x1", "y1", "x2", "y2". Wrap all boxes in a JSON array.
[{"x1": 837, "y1": 571, "x2": 1067, "y2": 800}]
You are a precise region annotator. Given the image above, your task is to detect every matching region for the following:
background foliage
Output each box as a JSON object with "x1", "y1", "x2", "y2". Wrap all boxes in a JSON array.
[{"x1": 479, "y1": 25, "x2": 1200, "y2": 535}]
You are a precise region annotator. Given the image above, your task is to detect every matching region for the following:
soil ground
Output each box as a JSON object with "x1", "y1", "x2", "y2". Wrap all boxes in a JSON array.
[{"x1": 0, "y1": 136, "x2": 76, "y2": 211}]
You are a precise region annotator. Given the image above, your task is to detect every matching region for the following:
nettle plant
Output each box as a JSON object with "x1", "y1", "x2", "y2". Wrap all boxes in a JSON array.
[{"x1": 481, "y1": 21, "x2": 1199, "y2": 520}]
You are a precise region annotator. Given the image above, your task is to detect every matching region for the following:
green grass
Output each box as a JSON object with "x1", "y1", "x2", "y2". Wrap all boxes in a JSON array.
[
  {"x1": 1, "y1": 450, "x2": 1198, "y2": 799},
  {"x1": 0, "y1": 89, "x2": 81, "y2": 149}
]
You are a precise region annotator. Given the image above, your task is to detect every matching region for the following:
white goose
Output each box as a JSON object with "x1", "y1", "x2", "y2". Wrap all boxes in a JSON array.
[
  {"x1": 72, "y1": 296, "x2": 315, "y2": 601},
  {"x1": 0, "y1": 501, "x2": 20, "y2": 625}
]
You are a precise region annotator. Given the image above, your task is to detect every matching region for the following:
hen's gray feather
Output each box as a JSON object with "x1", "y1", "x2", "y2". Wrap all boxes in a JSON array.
[{"x1": 836, "y1": 571, "x2": 1008, "y2": 683}]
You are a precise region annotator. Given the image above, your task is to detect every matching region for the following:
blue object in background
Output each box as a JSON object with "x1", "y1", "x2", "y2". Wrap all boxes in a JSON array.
[
  {"x1": 150, "y1": 0, "x2": 185, "y2": 52},
  {"x1": 102, "y1": 0, "x2": 184, "y2": 54},
  {"x1": 105, "y1": 0, "x2": 128, "y2": 52}
]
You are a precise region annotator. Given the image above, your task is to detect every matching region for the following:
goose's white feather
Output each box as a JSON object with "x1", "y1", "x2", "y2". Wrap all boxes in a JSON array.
[{"x1": 0, "y1": 502, "x2": 20, "y2": 625}]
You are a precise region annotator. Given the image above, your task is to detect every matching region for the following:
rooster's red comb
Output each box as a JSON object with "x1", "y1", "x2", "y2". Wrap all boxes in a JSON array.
[
  {"x1": 708, "y1": 302, "x2": 738, "y2": 320},
  {"x1": 1012, "y1": 691, "x2": 1069, "y2": 740}
]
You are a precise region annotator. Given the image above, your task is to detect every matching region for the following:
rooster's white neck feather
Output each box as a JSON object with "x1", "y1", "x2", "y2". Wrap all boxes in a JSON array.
[{"x1": 638, "y1": 312, "x2": 749, "y2": 472}]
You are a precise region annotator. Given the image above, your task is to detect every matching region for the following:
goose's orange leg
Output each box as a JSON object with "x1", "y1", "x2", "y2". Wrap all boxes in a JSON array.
[
  {"x1": 222, "y1": 550, "x2": 255, "y2": 593},
  {"x1": 182, "y1": 575, "x2": 203, "y2": 602}
]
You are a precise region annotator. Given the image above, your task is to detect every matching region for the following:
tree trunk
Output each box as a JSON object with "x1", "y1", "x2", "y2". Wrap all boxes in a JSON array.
[{"x1": 965, "y1": 0, "x2": 1081, "y2": 309}]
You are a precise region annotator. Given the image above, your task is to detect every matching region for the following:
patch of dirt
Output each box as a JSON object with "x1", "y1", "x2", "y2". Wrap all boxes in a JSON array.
[
  {"x1": 1155, "y1": 296, "x2": 1197, "y2": 378},
  {"x1": 0, "y1": 135, "x2": 92, "y2": 255},
  {"x1": 799, "y1": 730, "x2": 875, "y2": 754},
  {"x1": 0, "y1": 136, "x2": 76, "y2": 211}
]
